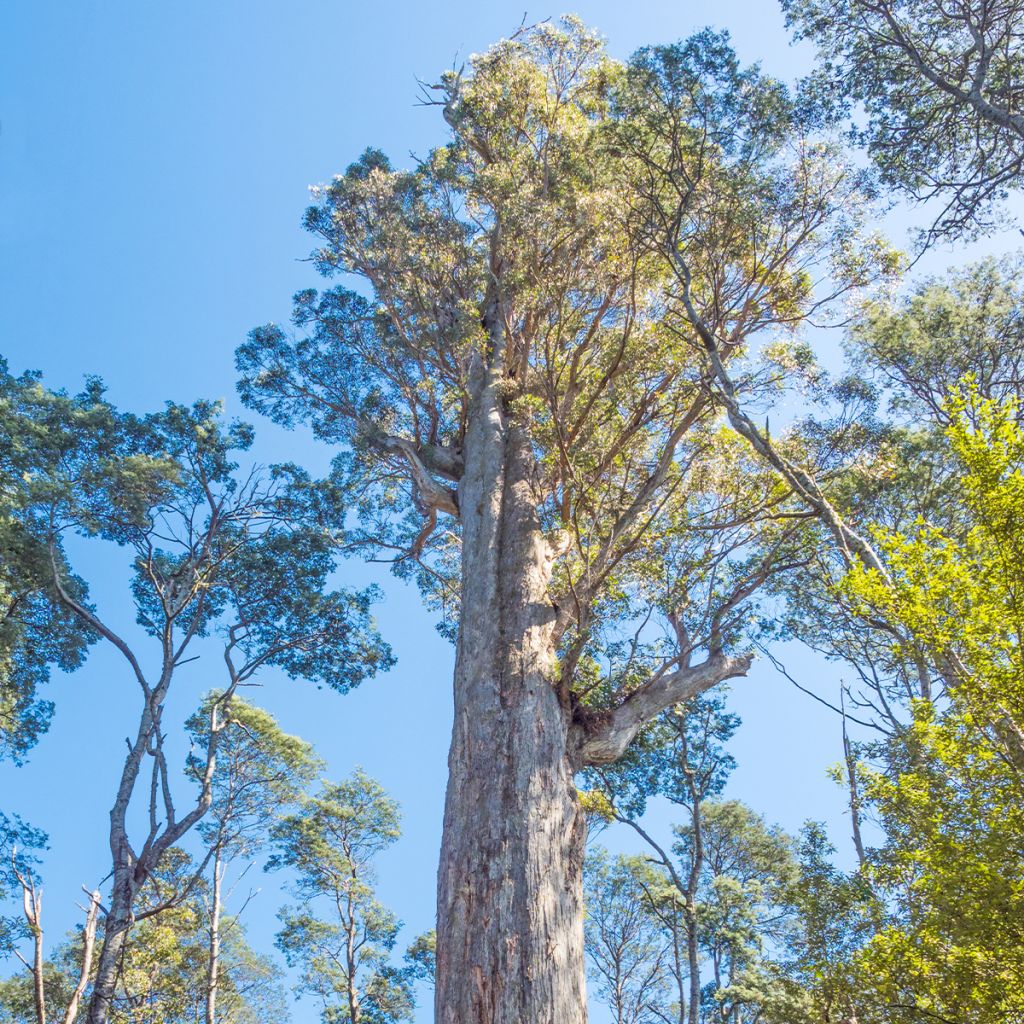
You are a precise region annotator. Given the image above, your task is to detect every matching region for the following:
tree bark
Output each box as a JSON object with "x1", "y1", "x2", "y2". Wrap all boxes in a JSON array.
[
  {"x1": 27, "y1": 893, "x2": 45, "y2": 1024},
  {"x1": 85, "y1": 705, "x2": 153, "y2": 1024},
  {"x1": 205, "y1": 850, "x2": 224, "y2": 1024},
  {"x1": 86, "y1": 866, "x2": 136, "y2": 1024},
  {"x1": 63, "y1": 889, "x2": 101, "y2": 1024},
  {"x1": 434, "y1": 339, "x2": 588, "y2": 1023}
]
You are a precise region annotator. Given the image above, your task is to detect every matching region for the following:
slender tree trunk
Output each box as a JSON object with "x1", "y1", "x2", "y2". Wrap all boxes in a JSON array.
[
  {"x1": 686, "y1": 795, "x2": 704, "y2": 1024},
  {"x1": 86, "y1": 691, "x2": 158, "y2": 1024},
  {"x1": 671, "y1": 917, "x2": 687, "y2": 1024},
  {"x1": 63, "y1": 889, "x2": 101, "y2": 1024},
  {"x1": 434, "y1": 345, "x2": 588, "y2": 1023},
  {"x1": 30, "y1": 896, "x2": 45, "y2": 1024},
  {"x1": 346, "y1": 881, "x2": 361, "y2": 1024},
  {"x1": 205, "y1": 850, "x2": 224, "y2": 1024}
]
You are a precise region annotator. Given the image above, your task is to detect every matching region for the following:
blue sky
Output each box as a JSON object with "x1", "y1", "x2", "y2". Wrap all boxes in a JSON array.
[{"x1": 1, "y1": 2, "x2": 1020, "y2": 1021}]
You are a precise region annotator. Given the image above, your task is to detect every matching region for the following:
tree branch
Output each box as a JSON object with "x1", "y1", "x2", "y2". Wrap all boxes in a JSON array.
[{"x1": 573, "y1": 651, "x2": 754, "y2": 766}]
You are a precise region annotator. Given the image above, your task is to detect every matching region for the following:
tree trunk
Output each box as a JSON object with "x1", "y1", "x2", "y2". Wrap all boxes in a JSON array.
[
  {"x1": 205, "y1": 850, "x2": 224, "y2": 1024},
  {"x1": 86, "y1": 866, "x2": 136, "y2": 1024},
  {"x1": 86, "y1": 688, "x2": 157, "y2": 1024},
  {"x1": 62, "y1": 889, "x2": 101, "y2": 1024},
  {"x1": 30, "y1": 896, "x2": 45, "y2": 1024},
  {"x1": 434, "y1": 351, "x2": 588, "y2": 1023}
]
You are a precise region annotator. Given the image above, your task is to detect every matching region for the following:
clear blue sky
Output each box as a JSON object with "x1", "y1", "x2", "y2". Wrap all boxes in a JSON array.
[{"x1": 1, "y1": 3, "x2": 1018, "y2": 1020}]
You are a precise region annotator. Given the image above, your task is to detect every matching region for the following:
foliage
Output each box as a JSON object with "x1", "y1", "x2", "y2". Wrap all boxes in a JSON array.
[
  {"x1": 841, "y1": 389, "x2": 1024, "y2": 1022},
  {"x1": 0, "y1": 364, "x2": 109, "y2": 761},
  {"x1": 269, "y1": 770, "x2": 412, "y2": 1024},
  {"x1": 236, "y1": 16, "x2": 891, "y2": 725},
  {"x1": 187, "y1": 693, "x2": 323, "y2": 863},
  {"x1": 784, "y1": 0, "x2": 1024, "y2": 242}
]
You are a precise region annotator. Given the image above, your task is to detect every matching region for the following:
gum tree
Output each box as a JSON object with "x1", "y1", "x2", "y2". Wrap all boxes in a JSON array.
[
  {"x1": 268, "y1": 770, "x2": 412, "y2": 1024},
  {"x1": 3, "y1": 377, "x2": 390, "y2": 1024},
  {"x1": 783, "y1": 0, "x2": 1024, "y2": 243},
  {"x1": 237, "y1": 20, "x2": 888, "y2": 1020},
  {"x1": 186, "y1": 696, "x2": 322, "y2": 1024}
]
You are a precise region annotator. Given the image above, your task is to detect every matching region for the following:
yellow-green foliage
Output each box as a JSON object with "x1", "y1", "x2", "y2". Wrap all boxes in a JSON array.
[{"x1": 844, "y1": 386, "x2": 1024, "y2": 1022}]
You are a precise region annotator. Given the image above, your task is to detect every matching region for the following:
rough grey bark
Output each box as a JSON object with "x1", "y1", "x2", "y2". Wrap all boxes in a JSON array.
[
  {"x1": 433, "y1": 310, "x2": 750, "y2": 1021},
  {"x1": 434, "y1": 317, "x2": 588, "y2": 1024}
]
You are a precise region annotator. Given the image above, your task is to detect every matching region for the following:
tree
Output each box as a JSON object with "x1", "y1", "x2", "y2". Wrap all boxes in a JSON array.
[
  {"x1": 757, "y1": 256, "x2": 1024, "y2": 754},
  {"x1": 839, "y1": 390, "x2": 1024, "y2": 1022},
  {"x1": 0, "y1": 849, "x2": 289, "y2": 1024},
  {"x1": 850, "y1": 255, "x2": 1024, "y2": 427},
  {"x1": 2, "y1": 377, "x2": 391, "y2": 1024},
  {"x1": 781, "y1": 824, "x2": 876, "y2": 1024},
  {"x1": 588, "y1": 696, "x2": 740, "y2": 1024},
  {"x1": 0, "y1": 364, "x2": 99, "y2": 762},
  {"x1": 587, "y1": 698, "x2": 812, "y2": 1024},
  {"x1": 186, "y1": 696, "x2": 322, "y2": 1024},
  {"x1": 236, "y1": 19, "x2": 889, "y2": 1017},
  {"x1": 268, "y1": 769, "x2": 412, "y2": 1024},
  {"x1": 583, "y1": 850, "x2": 672, "y2": 1024},
  {"x1": 685, "y1": 801, "x2": 799, "y2": 1024},
  {"x1": 783, "y1": 0, "x2": 1024, "y2": 243}
]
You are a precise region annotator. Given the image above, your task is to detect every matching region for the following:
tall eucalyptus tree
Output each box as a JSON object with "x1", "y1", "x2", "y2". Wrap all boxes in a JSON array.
[{"x1": 237, "y1": 20, "x2": 890, "y2": 1020}]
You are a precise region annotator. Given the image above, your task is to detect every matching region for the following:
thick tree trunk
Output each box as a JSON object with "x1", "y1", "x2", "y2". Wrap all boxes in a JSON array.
[{"x1": 434, "y1": 348, "x2": 588, "y2": 1024}]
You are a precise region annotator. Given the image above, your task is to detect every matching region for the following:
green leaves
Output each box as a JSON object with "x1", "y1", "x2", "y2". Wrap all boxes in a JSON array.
[
  {"x1": 268, "y1": 770, "x2": 412, "y2": 1024},
  {"x1": 837, "y1": 388, "x2": 1024, "y2": 1021},
  {"x1": 783, "y1": 0, "x2": 1024, "y2": 243}
]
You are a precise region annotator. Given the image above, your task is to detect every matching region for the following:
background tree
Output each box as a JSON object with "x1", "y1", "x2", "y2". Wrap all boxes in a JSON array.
[
  {"x1": 236, "y1": 19, "x2": 889, "y2": 1018},
  {"x1": 186, "y1": 695, "x2": 322, "y2": 1024},
  {"x1": 268, "y1": 769, "x2": 412, "y2": 1024},
  {"x1": 685, "y1": 801, "x2": 798, "y2": 1024},
  {"x1": 588, "y1": 695, "x2": 739, "y2": 1024},
  {"x1": 781, "y1": 824, "x2": 876, "y2": 1024},
  {"x1": 0, "y1": 849, "x2": 288, "y2": 1024},
  {"x1": 587, "y1": 697, "x2": 810, "y2": 1024},
  {"x1": 838, "y1": 390, "x2": 1024, "y2": 1022},
  {"x1": 583, "y1": 850, "x2": 673, "y2": 1024},
  {"x1": 0, "y1": 364, "x2": 102, "y2": 762},
  {"x1": 783, "y1": 0, "x2": 1024, "y2": 243},
  {"x1": 2, "y1": 376, "x2": 391, "y2": 1024},
  {"x1": 735, "y1": 254, "x2": 1024, "y2": 774}
]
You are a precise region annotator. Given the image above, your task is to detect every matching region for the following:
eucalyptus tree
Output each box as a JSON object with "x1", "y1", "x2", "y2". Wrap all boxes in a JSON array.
[
  {"x1": 587, "y1": 695, "x2": 738, "y2": 1024},
  {"x1": 2, "y1": 376, "x2": 390, "y2": 1024},
  {"x1": 0, "y1": 364, "x2": 98, "y2": 762},
  {"x1": 237, "y1": 19, "x2": 890, "y2": 1019},
  {"x1": 583, "y1": 851, "x2": 672, "y2": 1024},
  {"x1": 186, "y1": 697, "x2": 321, "y2": 1024},
  {"x1": 268, "y1": 769, "x2": 412, "y2": 1024},
  {"x1": 783, "y1": 0, "x2": 1024, "y2": 243}
]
